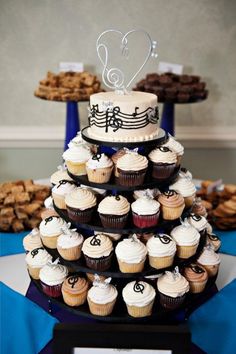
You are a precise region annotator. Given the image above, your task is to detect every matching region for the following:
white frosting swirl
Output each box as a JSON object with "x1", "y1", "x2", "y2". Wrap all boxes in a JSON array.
[
  {"x1": 122, "y1": 281, "x2": 156, "y2": 306},
  {"x1": 206, "y1": 222, "x2": 213, "y2": 234},
  {"x1": 50, "y1": 169, "x2": 73, "y2": 185},
  {"x1": 23, "y1": 228, "x2": 43, "y2": 251},
  {"x1": 88, "y1": 283, "x2": 118, "y2": 304},
  {"x1": 25, "y1": 248, "x2": 52, "y2": 268},
  {"x1": 187, "y1": 214, "x2": 208, "y2": 232},
  {"x1": 39, "y1": 216, "x2": 67, "y2": 237},
  {"x1": 44, "y1": 196, "x2": 54, "y2": 209},
  {"x1": 98, "y1": 195, "x2": 130, "y2": 215},
  {"x1": 86, "y1": 153, "x2": 113, "y2": 169},
  {"x1": 82, "y1": 234, "x2": 113, "y2": 258},
  {"x1": 115, "y1": 237, "x2": 147, "y2": 263},
  {"x1": 163, "y1": 135, "x2": 184, "y2": 156},
  {"x1": 133, "y1": 188, "x2": 160, "y2": 200},
  {"x1": 116, "y1": 152, "x2": 148, "y2": 171},
  {"x1": 80, "y1": 184, "x2": 106, "y2": 196},
  {"x1": 148, "y1": 147, "x2": 177, "y2": 164},
  {"x1": 197, "y1": 247, "x2": 221, "y2": 266},
  {"x1": 63, "y1": 144, "x2": 92, "y2": 163},
  {"x1": 157, "y1": 271, "x2": 189, "y2": 297},
  {"x1": 57, "y1": 230, "x2": 84, "y2": 249},
  {"x1": 52, "y1": 181, "x2": 76, "y2": 196},
  {"x1": 65, "y1": 187, "x2": 97, "y2": 210},
  {"x1": 147, "y1": 234, "x2": 176, "y2": 257},
  {"x1": 170, "y1": 222, "x2": 200, "y2": 245},
  {"x1": 169, "y1": 176, "x2": 196, "y2": 197},
  {"x1": 39, "y1": 263, "x2": 68, "y2": 286},
  {"x1": 179, "y1": 168, "x2": 193, "y2": 180},
  {"x1": 131, "y1": 197, "x2": 160, "y2": 215}
]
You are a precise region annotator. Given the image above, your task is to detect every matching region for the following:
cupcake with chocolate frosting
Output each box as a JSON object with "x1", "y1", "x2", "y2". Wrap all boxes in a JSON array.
[
  {"x1": 98, "y1": 195, "x2": 130, "y2": 228},
  {"x1": 131, "y1": 197, "x2": 160, "y2": 228},
  {"x1": 117, "y1": 150, "x2": 148, "y2": 187},
  {"x1": 158, "y1": 190, "x2": 185, "y2": 220},
  {"x1": 148, "y1": 146, "x2": 177, "y2": 180},
  {"x1": 86, "y1": 153, "x2": 113, "y2": 183},
  {"x1": 65, "y1": 187, "x2": 97, "y2": 223},
  {"x1": 183, "y1": 263, "x2": 208, "y2": 293},
  {"x1": 146, "y1": 233, "x2": 176, "y2": 269},
  {"x1": 82, "y1": 234, "x2": 113, "y2": 271},
  {"x1": 62, "y1": 275, "x2": 89, "y2": 306}
]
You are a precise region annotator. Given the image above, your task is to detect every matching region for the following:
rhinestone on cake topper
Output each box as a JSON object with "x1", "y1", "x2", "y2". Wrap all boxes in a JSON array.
[{"x1": 96, "y1": 29, "x2": 158, "y2": 93}]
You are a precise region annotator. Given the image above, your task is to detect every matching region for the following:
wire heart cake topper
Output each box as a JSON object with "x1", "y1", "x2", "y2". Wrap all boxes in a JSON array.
[{"x1": 96, "y1": 29, "x2": 158, "y2": 92}]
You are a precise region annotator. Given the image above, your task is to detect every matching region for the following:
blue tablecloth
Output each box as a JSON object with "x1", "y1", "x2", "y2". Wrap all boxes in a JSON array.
[
  {"x1": 216, "y1": 229, "x2": 236, "y2": 256},
  {"x1": 189, "y1": 278, "x2": 236, "y2": 354},
  {"x1": 0, "y1": 281, "x2": 58, "y2": 354},
  {"x1": 0, "y1": 231, "x2": 27, "y2": 256}
]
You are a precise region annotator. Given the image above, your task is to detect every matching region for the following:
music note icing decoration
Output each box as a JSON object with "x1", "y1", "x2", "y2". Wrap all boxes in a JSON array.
[
  {"x1": 133, "y1": 281, "x2": 145, "y2": 294},
  {"x1": 31, "y1": 247, "x2": 44, "y2": 258},
  {"x1": 90, "y1": 235, "x2": 101, "y2": 246},
  {"x1": 68, "y1": 275, "x2": 79, "y2": 288}
]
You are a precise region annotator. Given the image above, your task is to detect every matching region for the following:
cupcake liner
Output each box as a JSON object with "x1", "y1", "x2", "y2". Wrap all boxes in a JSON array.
[
  {"x1": 159, "y1": 292, "x2": 186, "y2": 310},
  {"x1": 52, "y1": 193, "x2": 67, "y2": 210},
  {"x1": 188, "y1": 279, "x2": 208, "y2": 293},
  {"x1": 132, "y1": 211, "x2": 160, "y2": 228},
  {"x1": 148, "y1": 254, "x2": 174, "y2": 270},
  {"x1": 87, "y1": 297, "x2": 116, "y2": 316},
  {"x1": 117, "y1": 259, "x2": 145, "y2": 273},
  {"x1": 57, "y1": 244, "x2": 82, "y2": 261},
  {"x1": 40, "y1": 281, "x2": 63, "y2": 298},
  {"x1": 117, "y1": 168, "x2": 147, "y2": 187},
  {"x1": 151, "y1": 163, "x2": 176, "y2": 180},
  {"x1": 83, "y1": 252, "x2": 113, "y2": 271},
  {"x1": 66, "y1": 206, "x2": 95, "y2": 223},
  {"x1": 86, "y1": 166, "x2": 113, "y2": 183},
  {"x1": 41, "y1": 235, "x2": 59, "y2": 249},
  {"x1": 176, "y1": 243, "x2": 198, "y2": 259},
  {"x1": 161, "y1": 204, "x2": 185, "y2": 220},
  {"x1": 66, "y1": 160, "x2": 87, "y2": 176},
  {"x1": 184, "y1": 194, "x2": 196, "y2": 208},
  {"x1": 99, "y1": 213, "x2": 129, "y2": 228},
  {"x1": 126, "y1": 300, "x2": 154, "y2": 318},
  {"x1": 62, "y1": 289, "x2": 88, "y2": 307},
  {"x1": 27, "y1": 266, "x2": 41, "y2": 280},
  {"x1": 201, "y1": 264, "x2": 219, "y2": 277}
]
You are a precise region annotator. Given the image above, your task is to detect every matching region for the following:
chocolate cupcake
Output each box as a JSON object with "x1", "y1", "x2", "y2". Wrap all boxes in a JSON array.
[
  {"x1": 117, "y1": 151, "x2": 148, "y2": 187},
  {"x1": 82, "y1": 234, "x2": 113, "y2": 271},
  {"x1": 98, "y1": 195, "x2": 130, "y2": 228},
  {"x1": 148, "y1": 146, "x2": 177, "y2": 180},
  {"x1": 65, "y1": 187, "x2": 97, "y2": 223}
]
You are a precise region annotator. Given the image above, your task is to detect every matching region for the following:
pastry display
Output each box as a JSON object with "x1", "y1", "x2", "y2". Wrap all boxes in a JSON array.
[
  {"x1": 133, "y1": 72, "x2": 208, "y2": 103},
  {"x1": 34, "y1": 71, "x2": 103, "y2": 101}
]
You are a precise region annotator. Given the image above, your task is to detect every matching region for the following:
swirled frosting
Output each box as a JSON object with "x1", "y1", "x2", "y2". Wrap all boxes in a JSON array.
[
  {"x1": 157, "y1": 271, "x2": 189, "y2": 297},
  {"x1": 23, "y1": 228, "x2": 43, "y2": 251},
  {"x1": 184, "y1": 264, "x2": 208, "y2": 282},
  {"x1": 95, "y1": 231, "x2": 122, "y2": 241},
  {"x1": 163, "y1": 135, "x2": 184, "y2": 156},
  {"x1": 39, "y1": 216, "x2": 67, "y2": 237},
  {"x1": 63, "y1": 144, "x2": 92, "y2": 163},
  {"x1": 158, "y1": 190, "x2": 185, "y2": 207},
  {"x1": 115, "y1": 237, "x2": 147, "y2": 263},
  {"x1": 52, "y1": 180, "x2": 76, "y2": 196},
  {"x1": 50, "y1": 168, "x2": 73, "y2": 185},
  {"x1": 25, "y1": 247, "x2": 52, "y2": 267},
  {"x1": 180, "y1": 168, "x2": 193, "y2": 180},
  {"x1": 39, "y1": 263, "x2": 68, "y2": 286},
  {"x1": 187, "y1": 213, "x2": 208, "y2": 232},
  {"x1": 116, "y1": 152, "x2": 148, "y2": 171},
  {"x1": 131, "y1": 197, "x2": 160, "y2": 216},
  {"x1": 122, "y1": 281, "x2": 156, "y2": 306},
  {"x1": 197, "y1": 247, "x2": 221, "y2": 266},
  {"x1": 57, "y1": 230, "x2": 84, "y2": 249},
  {"x1": 80, "y1": 184, "x2": 106, "y2": 196},
  {"x1": 98, "y1": 195, "x2": 130, "y2": 215},
  {"x1": 133, "y1": 188, "x2": 160, "y2": 200},
  {"x1": 62, "y1": 276, "x2": 89, "y2": 294},
  {"x1": 82, "y1": 234, "x2": 113, "y2": 258},
  {"x1": 169, "y1": 177, "x2": 196, "y2": 197},
  {"x1": 87, "y1": 282, "x2": 118, "y2": 304},
  {"x1": 86, "y1": 153, "x2": 113, "y2": 169},
  {"x1": 148, "y1": 146, "x2": 177, "y2": 164},
  {"x1": 170, "y1": 221, "x2": 200, "y2": 245},
  {"x1": 146, "y1": 234, "x2": 176, "y2": 257},
  {"x1": 65, "y1": 187, "x2": 97, "y2": 210}
]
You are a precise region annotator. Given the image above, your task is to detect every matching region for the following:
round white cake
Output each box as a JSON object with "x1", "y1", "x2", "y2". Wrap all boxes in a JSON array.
[{"x1": 87, "y1": 91, "x2": 159, "y2": 142}]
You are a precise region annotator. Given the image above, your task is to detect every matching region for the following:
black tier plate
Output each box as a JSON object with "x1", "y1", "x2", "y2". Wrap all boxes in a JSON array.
[{"x1": 81, "y1": 127, "x2": 168, "y2": 148}]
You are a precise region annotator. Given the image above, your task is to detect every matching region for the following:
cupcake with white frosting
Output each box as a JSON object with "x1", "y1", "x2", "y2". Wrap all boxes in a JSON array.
[
  {"x1": 133, "y1": 188, "x2": 161, "y2": 201},
  {"x1": 98, "y1": 195, "x2": 130, "y2": 228},
  {"x1": 170, "y1": 219, "x2": 200, "y2": 259},
  {"x1": 148, "y1": 146, "x2": 177, "y2": 180},
  {"x1": 146, "y1": 233, "x2": 176, "y2": 269},
  {"x1": 57, "y1": 225, "x2": 84, "y2": 261},
  {"x1": 111, "y1": 148, "x2": 127, "y2": 177},
  {"x1": 187, "y1": 213, "x2": 208, "y2": 235},
  {"x1": 82, "y1": 234, "x2": 113, "y2": 271},
  {"x1": 122, "y1": 280, "x2": 156, "y2": 317},
  {"x1": 25, "y1": 247, "x2": 52, "y2": 279},
  {"x1": 157, "y1": 267, "x2": 189, "y2": 309},
  {"x1": 169, "y1": 176, "x2": 196, "y2": 208},
  {"x1": 63, "y1": 141, "x2": 92, "y2": 176},
  {"x1": 50, "y1": 165, "x2": 73, "y2": 186},
  {"x1": 86, "y1": 153, "x2": 113, "y2": 183},
  {"x1": 80, "y1": 184, "x2": 106, "y2": 203},
  {"x1": 180, "y1": 167, "x2": 193, "y2": 180},
  {"x1": 162, "y1": 134, "x2": 184, "y2": 165},
  {"x1": 23, "y1": 228, "x2": 43, "y2": 253},
  {"x1": 52, "y1": 180, "x2": 77, "y2": 210},
  {"x1": 197, "y1": 245, "x2": 221, "y2": 277},
  {"x1": 39, "y1": 216, "x2": 67, "y2": 249},
  {"x1": 65, "y1": 187, "x2": 97, "y2": 223},
  {"x1": 41, "y1": 196, "x2": 59, "y2": 220},
  {"x1": 39, "y1": 261, "x2": 68, "y2": 297},
  {"x1": 87, "y1": 277, "x2": 118, "y2": 316},
  {"x1": 115, "y1": 235, "x2": 147, "y2": 273},
  {"x1": 117, "y1": 150, "x2": 148, "y2": 187},
  {"x1": 191, "y1": 198, "x2": 208, "y2": 218},
  {"x1": 131, "y1": 197, "x2": 160, "y2": 228}
]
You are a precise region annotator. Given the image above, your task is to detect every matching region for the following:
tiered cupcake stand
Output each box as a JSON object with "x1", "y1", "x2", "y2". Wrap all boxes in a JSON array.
[{"x1": 31, "y1": 127, "x2": 216, "y2": 323}]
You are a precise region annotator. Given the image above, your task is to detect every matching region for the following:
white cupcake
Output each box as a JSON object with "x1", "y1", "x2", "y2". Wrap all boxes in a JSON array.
[
  {"x1": 50, "y1": 165, "x2": 73, "y2": 186},
  {"x1": 39, "y1": 216, "x2": 67, "y2": 249},
  {"x1": 86, "y1": 153, "x2": 113, "y2": 183},
  {"x1": 25, "y1": 247, "x2": 52, "y2": 279},
  {"x1": 169, "y1": 176, "x2": 196, "y2": 207},
  {"x1": 57, "y1": 226, "x2": 84, "y2": 261},
  {"x1": 63, "y1": 141, "x2": 92, "y2": 176},
  {"x1": 52, "y1": 180, "x2": 77, "y2": 209},
  {"x1": 197, "y1": 245, "x2": 221, "y2": 277},
  {"x1": 146, "y1": 233, "x2": 176, "y2": 269},
  {"x1": 162, "y1": 134, "x2": 184, "y2": 165},
  {"x1": 39, "y1": 261, "x2": 68, "y2": 298},
  {"x1": 131, "y1": 197, "x2": 160, "y2": 228},
  {"x1": 23, "y1": 228, "x2": 43, "y2": 253},
  {"x1": 187, "y1": 213, "x2": 208, "y2": 234}
]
